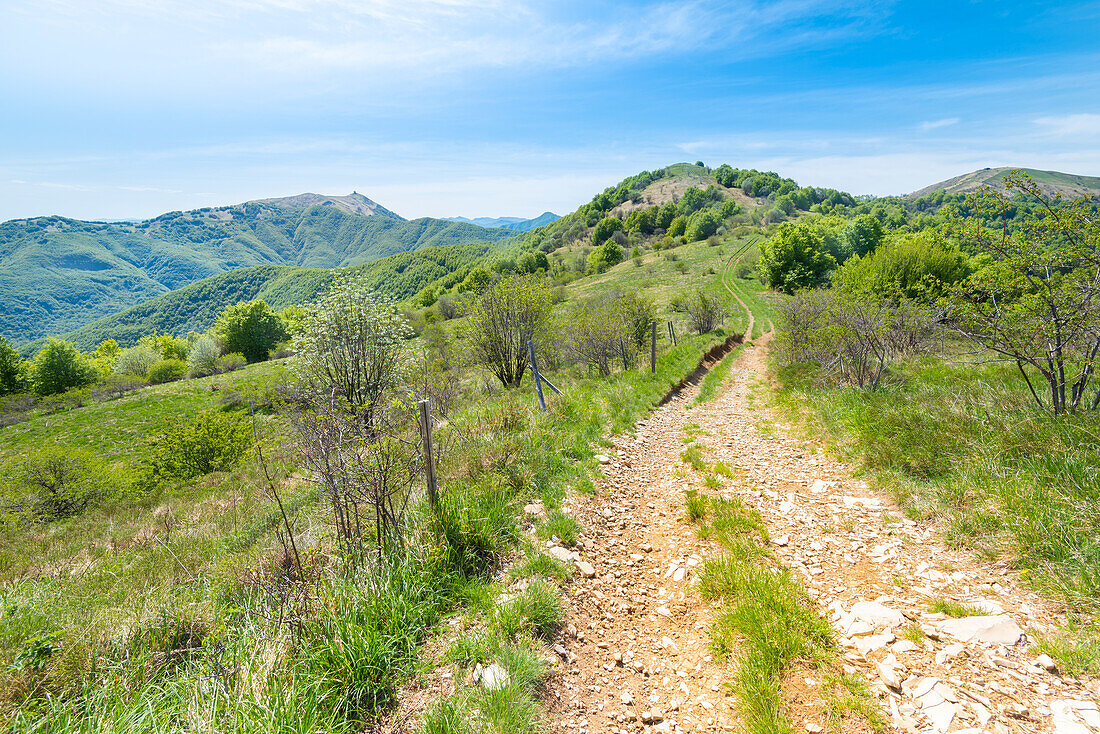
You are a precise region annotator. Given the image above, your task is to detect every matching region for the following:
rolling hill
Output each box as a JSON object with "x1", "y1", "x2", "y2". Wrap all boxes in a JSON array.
[
  {"x1": 0, "y1": 193, "x2": 511, "y2": 345},
  {"x1": 909, "y1": 167, "x2": 1100, "y2": 199}
]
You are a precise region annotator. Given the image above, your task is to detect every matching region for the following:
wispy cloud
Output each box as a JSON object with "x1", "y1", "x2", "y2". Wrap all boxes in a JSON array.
[
  {"x1": 920, "y1": 117, "x2": 959, "y2": 131},
  {"x1": 1033, "y1": 113, "x2": 1100, "y2": 137}
]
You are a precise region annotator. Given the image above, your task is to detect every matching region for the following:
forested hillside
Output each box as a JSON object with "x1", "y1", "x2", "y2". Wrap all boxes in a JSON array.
[{"x1": 0, "y1": 193, "x2": 511, "y2": 344}]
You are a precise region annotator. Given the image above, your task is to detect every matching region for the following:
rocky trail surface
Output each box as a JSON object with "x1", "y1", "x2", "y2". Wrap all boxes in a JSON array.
[{"x1": 541, "y1": 336, "x2": 1100, "y2": 734}]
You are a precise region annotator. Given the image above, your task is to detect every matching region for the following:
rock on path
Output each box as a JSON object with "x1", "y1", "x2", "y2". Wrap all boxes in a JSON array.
[{"x1": 543, "y1": 336, "x2": 1099, "y2": 734}]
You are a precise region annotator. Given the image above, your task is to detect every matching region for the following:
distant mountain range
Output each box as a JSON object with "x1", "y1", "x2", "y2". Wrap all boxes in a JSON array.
[
  {"x1": 0, "y1": 193, "x2": 512, "y2": 345},
  {"x1": 443, "y1": 212, "x2": 560, "y2": 232},
  {"x1": 909, "y1": 167, "x2": 1100, "y2": 199}
]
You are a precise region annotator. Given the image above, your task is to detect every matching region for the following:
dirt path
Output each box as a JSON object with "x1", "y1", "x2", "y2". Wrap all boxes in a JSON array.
[{"x1": 545, "y1": 337, "x2": 1100, "y2": 734}]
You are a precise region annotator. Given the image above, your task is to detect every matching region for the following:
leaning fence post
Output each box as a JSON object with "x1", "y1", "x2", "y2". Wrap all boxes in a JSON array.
[
  {"x1": 651, "y1": 321, "x2": 658, "y2": 373},
  {"x1": 418, "y1": 399, "x2": 439, "y2": 513},
  {"x1": 671, "y1": 322, "x2": 678, "y2": 346},
  {"x1": 528, "y1": 340, "x2": 547, "y2": 411}
]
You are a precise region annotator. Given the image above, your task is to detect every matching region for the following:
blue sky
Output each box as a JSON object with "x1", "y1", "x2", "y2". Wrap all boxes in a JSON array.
[{"x1": 2, "y1": 0, "x2": 1099, "y2": 221}]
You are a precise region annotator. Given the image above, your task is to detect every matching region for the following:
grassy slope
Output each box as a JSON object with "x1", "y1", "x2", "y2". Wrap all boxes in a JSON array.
[
  {"x1": 909, "y1": 167, "x2": 1100, "y2": 199},
  {"x1": 0, "y1": 223, "x2": 740, "y2": 729},
  {"x1": 0, "y1": 205, "x2": 512, "y2": 345}
]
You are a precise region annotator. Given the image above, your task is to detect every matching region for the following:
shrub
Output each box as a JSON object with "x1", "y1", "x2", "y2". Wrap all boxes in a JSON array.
[
  {"x1": 29, "y1": 339, "x2": 97, "y2": 397},
  {"x1": 685, "y1": 290, "x2": 728, "y2": 334},
  {"x1": 146, "y1": 358, "x2": 187, "y2": 384},
  {"x1": 10, "y1": 447, "x2": 108, "y2": 522},
  {"x1": 591, "y1": 216, "x2": 623, "y2": 246},
  {"x1": 115, "y1": 344, "x2": 159, "y2": 376},
  {"x1": 145, "y1": 410, "x2": 253, "y2": 484},
  {"x1": 759, "y1": 222, "x2": 836, "y2": 293},
  {"x1": 215, "y1": 299, "x2": 288, "y2": 363},
  {"x1": 187, "y1": 335, "x2": 220, "y2": 377},
  {"x1": 215, "y1": 353, "x2": 247, "y2": 373},
  {"x1": 461, "y1": 274, "x2": 556, "y2": 388},
  {"x1": 92, "y1": 374, "x2": 147, "y2": 400},
  {"x1": 0, "y1": 336, "x2": 27, "y2": 396},
  {"x1": 586, "y1": 241, "x2": 624, "y2": 272}
]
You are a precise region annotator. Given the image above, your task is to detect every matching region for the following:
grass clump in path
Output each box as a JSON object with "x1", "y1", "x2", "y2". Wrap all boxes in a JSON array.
[
  {"x1": 689, "y1": 491, "x2": 883, "y2": 734},
  {"x1": 928, "y1": 597, "x2": 989, "y2": 618}
]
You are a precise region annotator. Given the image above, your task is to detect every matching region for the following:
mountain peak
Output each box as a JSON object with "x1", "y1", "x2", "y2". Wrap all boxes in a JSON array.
[{"x1": 249, "y1": 192, "x2": 403, "y2": 220}]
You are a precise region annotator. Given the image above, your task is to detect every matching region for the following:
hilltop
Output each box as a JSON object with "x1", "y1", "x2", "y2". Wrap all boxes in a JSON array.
[
  {"x1": 909, "y1": 166, "x2": 1100, "y2": 199},
  {"x1": 0, "y1": 193, "x2": 510, "y2": 345}
]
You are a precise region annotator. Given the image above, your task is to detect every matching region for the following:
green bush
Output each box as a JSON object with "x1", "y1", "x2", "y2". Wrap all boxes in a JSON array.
[
  {"x1": 4, "y1": 446, "x2": 109, "y2": 522},
  {"x1": 215, "y1": 352, "x2": 247, "y2": 373},
  {"x1": 146, "y1": 358, "x2": 188, "y2": 384},
  {"x1": 145, "y1": 410, "x2": 252, "y2": 484},
  {"x1": 29, "y1": 339, "x2": 97, "y2": 397},
  {"x1": 187, "y1": 335, "x2": 220, "y2": 377},
  {"x1": 114, "y1": 344, "x2": 159, "y2": 376},
  {"x1": 215, "y1": 299, "x2": 288, "y2": 363}
]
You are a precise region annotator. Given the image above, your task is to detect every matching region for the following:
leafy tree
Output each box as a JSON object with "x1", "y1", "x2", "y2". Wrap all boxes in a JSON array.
[
  {"x1": 517, "y1": 250, "x2": 550, "y2": 274},
  {"x1": 147, "y1": 358, "x2": 188, "y2": 384},
  {"x1": 145, "y1": 411, "x2": 253, "y2": 484},
  {"x1": 840, "y1": 214, "x2": 885, "y2": 261},
  {"x1": 18, "y1": 447, "x2": 107, "y2": 521},
  {"x1": 835, "y1": 231, "x2": 970, "y2": 301},
  {"x1": 587, "y1": 241, "x2": 624, "y2": 272},
  {"x1": 686, "y1": 209, "x2": 722, "y2": 242},
  {"x1": 114, "y1": 344, "x2": 159, "y2": 376},
  {"x1": 0, "y1": 336, "x2": 27, "y2": 396},
  {"x1": 668, "y1": 216, "x2": 687, "y2": 238},
  {"x1": 215, "y1": 299, "x2": 288, "y2": 363},
  {"x1": 759, "y1": 223, "x2": 836, "y2": 294},
  {"x1": 592, "y1": 217, "x2": 624, "y2": 246},
  {"x1": 684, "y1": 289, "x2": 728, "y2": 334},
  {"x1": 187, "y1": 335, "x2": 221, "y2": 377},
  {"x1": 29, "y1": 339, "x2": 97, "y2": 396},
  {"x1": 461, "y1": 274, "x2": 555, "y2": 387},
  {"x1": 293, "y1": 273, "x2": 412, "y2": 428},
  {"x1": 458, "y1": 267, "x2": 492, "y2": 294},
  {"x1": 948, "y1": 173, "x2": 1100, "y2": 415}
]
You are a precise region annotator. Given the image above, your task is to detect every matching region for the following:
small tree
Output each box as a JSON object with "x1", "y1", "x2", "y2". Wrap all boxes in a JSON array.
[
  {"x1": 759, "y1": 223, "x2": 836, "y2": 293},
  {"x1": 215, "y1": 300, "x2": 288, "y2": 363},
  {"x1": 30, "y1": 339, "x2": 97, "y2": 396},
  {"x1": 293, "y1": 273, "x2": 412, "y2": 430},
  {"x1": 592, "y1": 216, "x2": 624, "y2": 246},
  {"x1": 461, "y1": 274, "x2": 555, "y2": 387},
  {"x1": 187, "y1": 335, "x2": 221, "y2": 377},
  {"x1": 145, "y1": 411, "x2": 252, "y2": 484},
  {"x1": 0, "y1": 336, "x2": 27, "y2": 396},
  {"x1": 115, "y1": 344, "x2": 159, "y2": 376},
  {"x1": 948, "y1": 173, "x2": 1100, "y2": 414},
  {"x1": 18, "y1": 447, "x2": 106, "y2": 521},
  {"x1": 587, "y1": 241, "x2": 624, "y2": 272},
  {"x1": 684, "y1": 290, "x2": 728, "y2": 334}
]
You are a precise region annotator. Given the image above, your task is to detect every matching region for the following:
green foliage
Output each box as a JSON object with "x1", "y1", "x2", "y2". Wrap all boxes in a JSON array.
[
  {"x1": 461, "y1": 274, "x2": 555, "y2": 387},
  {"x1": 186, "y1": 335, "x2": 220, "y2": 377},
  {"x1": 668, "y1": 215, "x2": 687, "y2": 237},
  {"x1": 759, "y1": 222, "x2": 836, "y2": 293},
  {"x1": 215, "y1": 299, "x2": 287, "y2": 363},
  {"x1": 591, "y1": 217, "x2": 624, "y2": 246},
  {"x1": 516, "y1": 250, "x2": 549, "y2": 274},
  {"x1": 459, "y1": 267, "x2": 492, "y2": 294},
  {"x1": 490, "y1": 579, "x2": 563, "y2": 641},
  {"x1": 1, "y1": 204, "x2": 512, "y2": 347},
  {"x1": 144, "y1": 410, "x2": 253, "y2": 484},
  {"x1": 292, "y1": 273, "x2": 411, "y2": 413},
  {"x1": 29, "y1": 339, "x2": 97, "y2": 397},
  {"x1": 0, "y1": 336, "x2": 27, "y2": 396},
  {"x1": 686, "y1": 208, "x2": 722, "y2": 241},
  {"x1": 948, "y1": 173, "x2": 1100, "y2": 415},
  {"x1": 146, "y1": 358, "x2": 188, "y2": 384},
  {"x1": 586, "y1": 240, "x2": 624, "y2": 272},
  {"x1": 114, "y1": 344, "x2": 159, "y2": 377},
  {"x1": 929, "y1": 597, "x2": 989, "y2": 618},
  {"x1": 835, "y1": 231, "x2": 970, "y2": 300},
  {"x1": 4, "y1": 446, "x2": 109, "y2": 522}
]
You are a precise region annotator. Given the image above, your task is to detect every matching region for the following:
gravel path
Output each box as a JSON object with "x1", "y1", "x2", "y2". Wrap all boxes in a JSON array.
[{"x1": 542, "y1": 337, "x2": 1100, "y2": 734}]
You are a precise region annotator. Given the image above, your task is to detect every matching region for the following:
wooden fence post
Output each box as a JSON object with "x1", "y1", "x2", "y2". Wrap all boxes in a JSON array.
[
  {"x1": 650, "y1": 321, "x2": 658, "y2": 373},
  {"x1": 528, "y1": 341, "x2": 547, "y2": 411},
  {"x1": 418, "y1": 399, "x2": 439, "y2": 513}
]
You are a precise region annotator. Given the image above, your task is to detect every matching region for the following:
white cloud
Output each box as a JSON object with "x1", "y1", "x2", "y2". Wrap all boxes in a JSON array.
[
  {"x1": 1033, "y1": 113, "x2": 1100, "y2": 137},
  {"x1": 920, "y1": 117, "x2": 959, "y2": 131}
]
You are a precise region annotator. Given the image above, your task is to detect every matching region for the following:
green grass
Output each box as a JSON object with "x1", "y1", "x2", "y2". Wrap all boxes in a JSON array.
[
  {"x1": 929, "y1": 597, "x2": 989, "y2": 618},
  {"x1": 536, "y1": 509, "x2": 582, "y2": 547},
  {"x1": 1033, "y1": 627, "x2": 1100, "y2": 676},
  {"x1": 680, "y1": 445, "x2": 709, "y2": 473},
  {"x1": 695, "y1": 343, "x2": 745, "y2": 404},
  {"x1": 774, "y1": 355, "x2": 1100, "y2": 618},
  {"x1": 688, "y1": 491, "x2": 881, "y2": 734}
]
